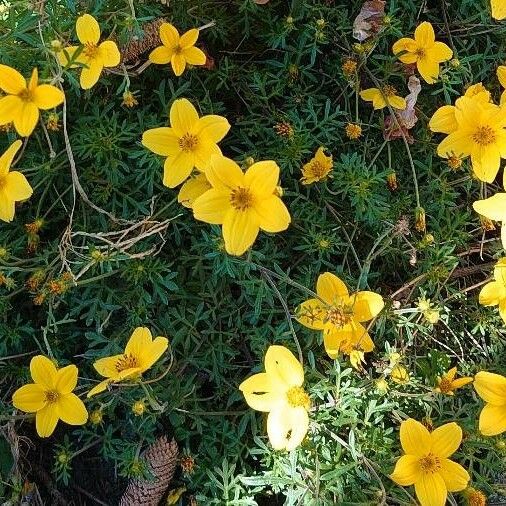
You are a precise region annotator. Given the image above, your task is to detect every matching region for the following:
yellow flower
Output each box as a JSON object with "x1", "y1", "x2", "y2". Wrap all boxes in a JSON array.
[
  {"x1": 359, "y1": 85, "x2": 406, "y2": 110},
  {"x1": 87, "y1": 327, "x2": 169, "y2": 397},
  {"x1": 296, "y1": 272, "x2": 384, "y2": 359},
  {"x1": 0, "y1": 65, "x2": 64, "y2": 137},
  {"x1": 392, "y1": 21, "x2": 452, "y2": 84},
  {"x1": 192, "y1": 156, "x2": 291, "y2": 256},
  {"x1": 149, "y1": 23, "x2": 206, "y2": 76},
  {"x1": 12, "y1": 355, "x2": 88, "y2": 437},
  {"x1": 142, "y1": 98, "x2": 230, "y2": 188},
  {"x1": 345, "y1": 122, "x2": 362, "y2": 140},
  {"x1": 58, "y1": 14, "x2": 120, "y2": 89},
  {"x1": 473, "y1": 196, "x2": 506, "y2": 249},
  {"x1": 491, "y1": 0, "x2": 506, "y2": 20},
  {"x1": 122, "y1": 90, "x2": 138, "y2": 108},
  {"x1": 464, "y1": 487, "x2": 487, "y2": 506},
  {"x1": 178, "y1": 173, "x2": 211, "y2": 209},
  {"x1": 478, "y1": 257, "x2": 506, "y2": 324},
  {"x1": 390, "y1": 419, "x2": 470, "y2": 506},
  {"x1": 131, "y1": 400, "x2": 145, "y2": 416},
  {"x1": 390, "y1": 364, "x2": 410, "y2": 384},
  {"x1": 239, "y1": 345, "x2": 310, "y2": 451},
  {"x1": 0, "y1": 140, "x2": 33, "y2": 222},
  {"x1": 435, "y1": 367, "x2": 473, "y2": 395},
  {"x1": 300, "y1": 147, "x2": 333, "y2": 184},
  {"x1": 474, "y1": 371, "x2": 506, "y2": 436},
  {"x1": 435, "y1": 97, "x2": 506, "y2": 183}
]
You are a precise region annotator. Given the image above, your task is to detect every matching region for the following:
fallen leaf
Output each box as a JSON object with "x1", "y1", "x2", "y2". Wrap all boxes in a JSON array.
[
  {"x1": 253, "y1": 0, "x2": 270, "y2": 4},
  {"x1": 353, "y1": 0, "x2": 386, "y2": 41}
]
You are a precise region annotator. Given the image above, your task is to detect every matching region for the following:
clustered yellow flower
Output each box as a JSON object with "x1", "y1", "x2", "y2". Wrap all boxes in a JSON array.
[{"x1": 300, "y1": 147, "x2": 333, "y2": 184}]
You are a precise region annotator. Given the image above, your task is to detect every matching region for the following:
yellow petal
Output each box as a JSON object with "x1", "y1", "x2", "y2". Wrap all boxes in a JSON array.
[
  {"x1": 0, "y1": 193, "x2": 15, "y2": 222},
  {"x1": 350, "y1": 321, "x2": 375, "y2": 352},
  {"x1": 79, "y1": 59, "x2": 103, "y2": 90},
  {"x1": 31, "y1": 84, "x2": 65, "y2": 110},
  {"x1": 389, "y1": 454, "x2": 421, "y2": 486},
  {"x1": 427, "y1": 42, "x2": 453, "y2": 63},
  {"x1": 0, "y1": 64, "x2": 26, "y2": 94},
  {"x1": 0, "y1": 95, "x2": 22, "y2": 126},
  {"x1": 163, "y1": 151, "x2": 195, "y2": 188},
  {"x1": 414, "y1": 21, "x2": 435, "y2": 46},
  {"x1": 492, "y1": 0, "x2": 506, "y2": 20},
  {"x1": 99, "y1": 40, "x2": 120, "y2": 67},
  {"x1": 54, "y1": 364, "x2": 78, "y2": 394},
  {"x1": 57, "y1": 45, "x2": 83, "y2": 67},
  {"x1": 496, "y1": 258, "x2": 506, "y2": 285},
  {"x1": 138, "y1": 336, "x2": 168, "y2": 372},
  {"x1": 183, "y1": 46, "x2": 206, "y2": 66},
  {"x1": 0, "y1": 140, "x2": 22, "y2": 176},
  {"x1": 4, "y1": 172, "x2": 33, "y2": 202},
  {"x1": 205, "y1": 155, "x2": 244, "y2": 190},
  {"x1": 142, "y1": 127, "x2": 180, "y2": 157},
  {"x1": 392, "y1": 37, "x2": 417, "y2": 63},
  {"x1": 125, "y1": 327, "x2": 152, "y2": 356},
  {"x1": 159, "y1": 23, "x2": 179, "y2": 48},
  {"x1": 417, "y1": 58, "x2": 440, "y2": 84},
  {"x1": 93, "y1": 355, "x2": 123, "y2": 378},
  {"x1": 265, "y1": 345, "x2": 304, "y2": 387},
  {"x1": 316, "y1": 272, "x2": 349, "y2": 304},
  {"x1": 178, "y1": 173, "x2": 211, "y2": 208},
  {"x1": 350, "y1": 291, "x2": 384, "y2": 322},
  {"x1": 450, "y1": 377, "x2": 473, "y2": 389},
  {"x1": 470, "y1": 144, "x2": 501, "y2": 183},
  {"x1": 239, "y1": 372, "x2": 284, "y2": 412},
  {"x1": 180, "y1": 28, "x2": 199, "y2": 48},
  {"x1": 57, "y1": 393, "x2": 88, "y2": 425},
  {"x1": 359, "y1": 88, "x2": 379, "y2": 102},
  {"x1": 30, "y1": 355, "x2": 57, "y2": 389},
  {"x1": 502, "y1": 225, "x2": 506, "y2": 251},
  {"x1": 400, "y1": 418, "x2": 431, "y2": 456},
  {"x1": 76, "y1": 14, "x2": 101, "y2": 45},
  {"x1": 87, "y1": 379, "x2": 112, "y2": 398},
  {"x1": 323, "y1": 326, "x2": 348, "y2": 359},
  {"x1": 222, "y1": 209, "x2": 259, "y2": 255},
  {"x1": 474, "y1": 371, "x2": 506, "y2": 405},
  {"x1": 429, "y1": 105, "x2": 457, "y2": 134},
  {"x1": 195, "y1": 115, "x2": 230, "y2": 143},
  {"x1": 430, "y1": 422, "x2": 462, "y2": 457},
  {"x1": 192, "y1": 136, "x2": 222, "y2": 172},
  {"x1": 149, "y1": 45, "x2": 173, "y2": 65},
  {"x1": 479, "y1": 281, "x2": 505, "y2": 306},
  {"x1": 192, "y1": 188, "x2": 231, "y2": 224},
  {"x1": 439, "y1": 459, "x2": 470, "y2": 492},
  {"x1": 12, "y1": 383, "x2": 46, "y2": 412},
  {"x1": 13, "y1": 101, "x2": 39, "y2": 137},
  {"x1": 479, "y1": 403, "x2": 506, "y2": 436},
  {"x1": 296, "y1": 299, "x2": 326, "y2": 330},
  {"x1": 170, "y1": 98, "x2": 199, "y2": 135},
  {"x1": 35, "y1": 404, "x2": 59, "y2": 437},
  {"x1": 254, "y1": 195, "x2": 290, "y2": 233},
  {"x1": 499, "y1": 66, "x2": 506, "y2": 89},
  {"x1": 436, "y1": 130, "x2": 472, "y2": 159},
  {"x1": 388, "y1": 95, "x2": 407, "y2": 110},
  {"x1": 473, "y1": 193, "x2": 506, "y2": 222},
  {"x1": 244, "y1": 161, "x2": 279, "y2": 197},
  {"x1": 414, "y1": 472, "x2": 447, "y2": 506},
  {"x1": 171, "y1": 53, "x2": 186, "y2": 76},
  {"x1": 267, "y1": 405, "x2": 308, "y2": 450}
]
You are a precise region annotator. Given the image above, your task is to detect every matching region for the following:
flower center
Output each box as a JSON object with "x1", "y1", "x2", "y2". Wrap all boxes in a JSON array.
[
  {"x1": 382, "y1": 85, "x2": 397, "y2": 97},
  {"x1": 415, "y1": 47, "x2": 426, "y2": 59},
  {"x1": 438, "y1": 377, "x2": 453, "y2": 393},
  {"x1": 178, "y1": 133, "x2": 199, "y2": 152},
  {"x1": 83, "y1": 43, "x2": 99, "y2": 58},
  {"x1": 18, "y1": 88, "x2": 33, "y2": 102},
  {"x1": 45, "y1": 390, "x2": 60, "y2": 404},
  {"x1": 115, "y1": 353, "x2": 139, "y2": 372},
  {"x1": 325, "y1": 306, "x2": 351, "y2": 327},
  {"x1": 419, "y1": 453, "x2": 441, "y2": 473},
  {"x1": 230, "y1": 187, "x2": 254, "y2": 211},
  {"x1": 286, "y1": 386, "x2": 310, "y2": 410},
  {"x1": 174, "y1": 44, "x2": 183, "y2": 54},
  {"x1": 472, "y1": 125, "x2": 496, "y2": 146},
  {"x1": 307, "y1": 161, "x2": 328, "y2": 178}
]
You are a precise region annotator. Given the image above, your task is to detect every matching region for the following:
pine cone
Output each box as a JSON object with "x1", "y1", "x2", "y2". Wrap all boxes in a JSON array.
[
  {"x1": 121, "y1": 18, "x2": 166, "y2": 64},
  {"x1": 119, "y1": 436, "x2": 179, "y2": 506}
]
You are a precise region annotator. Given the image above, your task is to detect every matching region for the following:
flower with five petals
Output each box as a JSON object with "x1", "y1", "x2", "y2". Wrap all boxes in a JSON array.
[{"x1": 435, "y1": 367, "x2": 473, "y2": 395}]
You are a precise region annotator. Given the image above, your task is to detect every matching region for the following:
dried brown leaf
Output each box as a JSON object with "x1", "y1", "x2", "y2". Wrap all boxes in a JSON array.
[{"x1": 352, "y1": 0, "x2": 386, "y2": 41}]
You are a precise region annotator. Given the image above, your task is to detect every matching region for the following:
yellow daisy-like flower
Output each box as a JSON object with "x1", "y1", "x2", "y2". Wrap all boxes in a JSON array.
[
  {"x1": 359, "y1": 85, "x2": 406, "y2": 110},
  {"x1": 149, "y1": 23, "x2": 206, "y2": 76},
  {"x1": 392, "y1": 21, "x2": 452, "y2": 84},
  {"x1": 0, "y1": 140, "x2": 33, "y2": 222},
  {"x1": 478, "y1": 257, "x2": 506, "y2": 323},
  {"x1": 192, "y1": 155, "x2": 291, "y2": 256},
  {"x1": 12, "y1": 355, "x2": 88, "y2": 437},
  {"x1": 474, "y1": 371, "x2": 506, "y2": 436},
  {"x1": 239, "y1": 345, "x2": 310, "y2": 451},
  {"x1": 87, "y1": 327, "x2": 169, "y2": 397},
  {"x1": 58, "y1": 14, "x2": 120, "y2": 90},
  {"x1": 473, "y1": 195, "x2": 506, "y2": 249},
  {"x1": 177, "y1": 173, "x2": 211, "y2": 209},
  {"x1": 0, "y1": 65, "x2": 64, "y2": 137},
  {"x1": 142, "y1": 98, "x2": 230, "y2": 188},
  {"x1": 435, "y1": 96, "x2": 506, "y2": 183},
  {"x1": 296, "y1": 272, "x2": 384, "y2": 359},
  {"x1": 390, "y1": 364, "x2": 410, "y2": 384},
  {"x1": 300, "y1": 147, "x2": 333, "y2": 185},
  {"x1": 435, "y1": 367, "x2": 473, "y2": 395},
  {"x1": 491, "y1": 0, "x2": 506, "y2": 20},
  {"x1": 390, "y1": 419, "x2": 470, "y2": 506}
]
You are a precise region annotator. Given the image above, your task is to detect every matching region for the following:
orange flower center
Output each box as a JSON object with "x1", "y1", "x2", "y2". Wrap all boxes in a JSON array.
[
  {"x1": 83, "y1": 43, "x2": 99, "y2": 58},
  {"x1": 230, "y1": 187, "x2": 254, "y2": 211},
  {"x1": 286, "y1": 386, "x2": 310, "y2": 410},
  {"x1": 382, "y1": 85, "x2": 397, "y2": 97},
  {"x1": 174, "y1": 44, "x2": 183, "y2": 54},
  {"x1": 325, "y1": 306, "x2": 351, "y2": 327},
  {"x1": 419, "y1": 453, "x2": 441, "y2": 473},
  {"x1": 437, "y1": 377, "x2": 453, "y2": 393},
  {"x1": 415, "y1": 47, "x2": 426, "y2": 59},
  {"x1": 45, "y1": 390, "x2": 60, "y2": 404},
  {"x1": 472, "y1": 125, "x2": 496, "y2": 146},
  {"x1": 115, "y1": 353, "x2": 139, "y2": 372},
  {"x1": 178, "y1": 133, "x2": 199, "y2": 152},
  {"x1": 307, "y1": 161, "x2": 328, "y2": 179},
  {"x1": 18, "y1": 88, "x2": 33, "y2": 103}
]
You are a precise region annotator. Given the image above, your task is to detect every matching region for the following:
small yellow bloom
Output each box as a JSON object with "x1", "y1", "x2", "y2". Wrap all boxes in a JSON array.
[
  {"x1": 424, "y1": 308, "x2": 440, "y2": 324},
  {"x1": 375, "y1": 377, "x2": 389, "y2": 393},
  {"x1": 0, "y1": 65, "x2": 64, "y2": 137},
  {"x1": 0, "y1": 140, "x2": 33, "y2": 222},
  {"x1": 359, "y1": 85, "x2": 406, "y2": 110},
  {"x1": 192, "y1": 156, "x2": 291, "y2": 256},
  {"x1": 474, "y1": 371, "x2": 506, "y2": 436},
  {"x1": 464, "y1": 487, "x2": 487, "y2": 506},
  {"x1": 149, "y1": 23, "x2": 206, "y2": 76},
  {"x1": 345, "y1": 122, "x2": 362, "y2": 140},
  {"x1": 447, "y1": 154, "x2": 463, "y2": 170},
  {"x1": 296, "y1": 272, "x2": 384, "y2": 359},
  {"x1": 415, "y1": 206, "x2": 426, "y2": 233},
  {"x1": 342, "y1": 58, "x2": 357, "y2": 77},
  {"x1": 132, "y1": 400, "x2": 145, "y2": 416},
  {"x1": 46, "y1": 112, "x2": 60, "y2": 131},
  {"x1": 239, "y1": 345, "x2": 310, "y2": 451},
  {"x1": 390, "y1": 365, "x2": 409, "y2": 384},
  {"x1": 89, "y1": 409, "x2": 103, "y2": 425},
  {"x1": 386, "y1": 172, "x2": 398, "y2": 190},
  {"x1": 435, "y1": 367, "x2": 473, "y2": 395},
  {"x1": 142, "y1": 98, "x2": 230, "y2": 188},
  {"x1": 300, "y1": 147, "x2": 333, "y2": 185},
  {"x1": 392, "y1": 21, "x2": 452, "y2": 84},
  {"x1": 177, "y1": 173, "x2": 211, "y2": 209},
  {"x1": 58, "y1": 14, "x2": 120, "y2": 89},
  {"x1": 390, "y1": 419, "x2": 470, "y2": 506},
  {"x1": 122, "y1": 90, "x2": 138, "y2": 108},
  {"x1": 12, "y1": 355, "x2": 88, "y2": 437},
  {"x1": 473, "y1": 195, "x2": 506, "y2": 249},
  {"x1": 87, "y1": 327, "x2": 169, "y2": 397},
  {"x1": 491, "y1": 0, "x2": 506, "y2": 20}
]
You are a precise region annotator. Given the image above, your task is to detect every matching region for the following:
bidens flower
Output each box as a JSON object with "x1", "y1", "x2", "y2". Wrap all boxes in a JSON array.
[
  {"x1": 359, "y1": 85, "x2": 406, "y2": 110},
  {"x1": 474, "y1": 371, "x2": 506, "y2": 436},
  {"x1": 390, "y1": 419, "x2": 470, "y2": 506},
  {"x1": 473, "y1": 194, "x2": 506, "y2": 249},
  {"x1": 149, "y1": 23, "x2": 206, "y2": 76},
  {"x1": 12, "y1": 355, "x2": 88, "y2": 437},
  {"x1": 491, "y1": 0, "x2": 506, "y2": 20},
  {"x1": 296, "y1": 272, "x2": 384, "y2": 359},
  {"x1": 192, "y1": 156, "x2": 291, "y2": 256},
  {"x1": 58, "y1": 14, "x2": 120, "y2": 89},
  {"x1": 0, "y1": 65, "x2": 64, "y2": 137},
  {"x1": 300, "y1": 147, "x2": 333, "y2": 185},
  {"x1": 435, "y1": 367, "x2": 473, "y2": 395},
  {"x1": 239, "y1": 345, "x2": 310, "y2": 451},
  {"x1": 478, "y1": 257, "x2": 506, "y2": 322},
  {"x1": 0, "y1": 140, "x2": 33, "y2": 222},
  {"x1": 142, "y1": 98, "x2": 230, "y2": 188},
  {"x1": 87, "y1": 327, "x2": 169, "y2": 397},
  {"x1": 392, "y1": 21, "x2": 452, "y2": 84}
]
